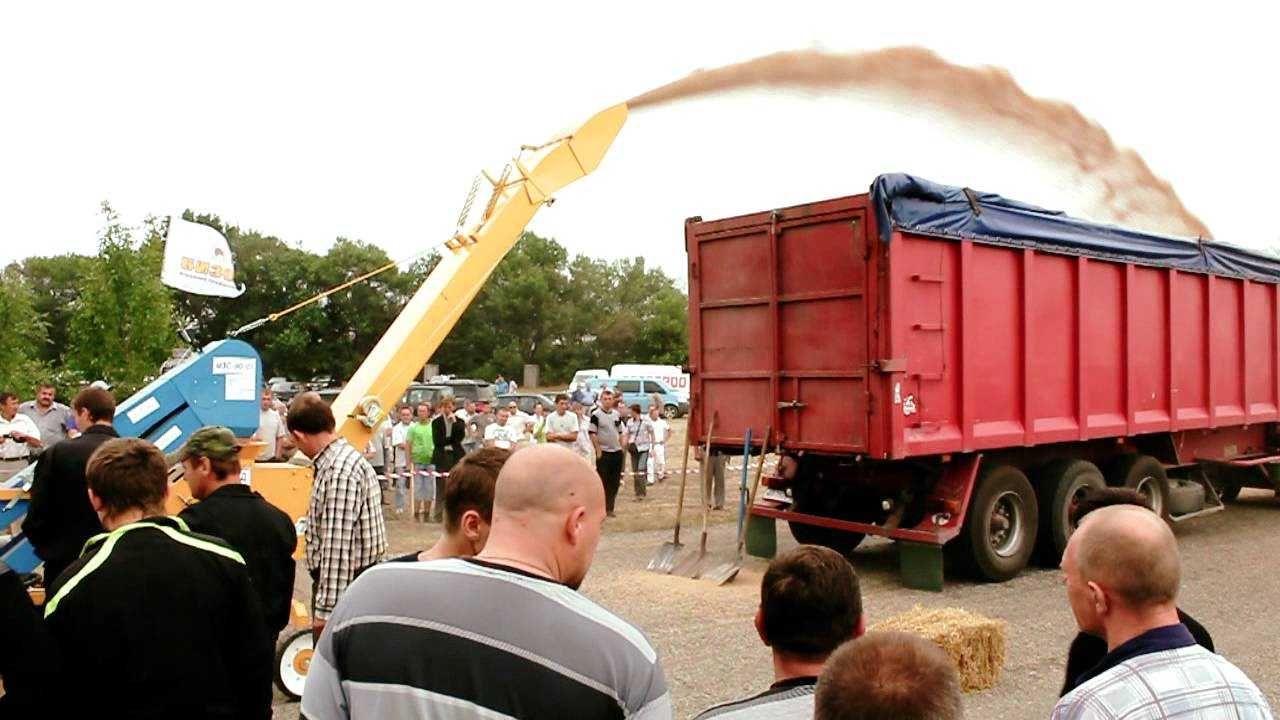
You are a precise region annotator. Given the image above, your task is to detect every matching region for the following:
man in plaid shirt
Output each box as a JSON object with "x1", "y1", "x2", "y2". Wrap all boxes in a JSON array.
[
  {"x1": 1055, "y1": 505, "x2": 1272, "y2": 719},
  {"x1": 287, "y1": 392, "x2": 387, "y2": 639}
]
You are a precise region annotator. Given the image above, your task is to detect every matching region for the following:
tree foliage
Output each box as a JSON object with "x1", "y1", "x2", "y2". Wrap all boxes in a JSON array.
[
  {"x1": 8, "y1": 213, "x2": 687, "y2": 399},
  {"x1": 66, "y1": 204, "x2": 176, "y2": 397},
  {"x1": 0, "y1": 265, "x2": 50, "y2": 394}
]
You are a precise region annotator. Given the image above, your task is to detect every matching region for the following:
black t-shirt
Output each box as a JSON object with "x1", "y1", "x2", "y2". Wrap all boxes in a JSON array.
[{"x1": 1061, "y1": 608, "x2": 1214, "y2": 696}]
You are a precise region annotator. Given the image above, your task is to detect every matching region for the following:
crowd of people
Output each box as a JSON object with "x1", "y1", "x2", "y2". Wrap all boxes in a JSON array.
[
  {"x1": 363, "y1": 386, "x2": 672, "y2": 522},
  {"x1": 0, "y1": 380, "x2": 1274, "y2": 719}
]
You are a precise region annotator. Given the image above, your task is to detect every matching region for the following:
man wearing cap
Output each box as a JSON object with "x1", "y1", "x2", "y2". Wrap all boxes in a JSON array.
[{"x1": 177, "y1": 427, "x2": 297, "y2": 644}]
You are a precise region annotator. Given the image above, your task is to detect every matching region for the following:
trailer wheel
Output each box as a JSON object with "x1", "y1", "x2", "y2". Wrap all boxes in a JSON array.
[
  {"x1": 957, "y1": 465, "x2": 1039, "y2": 582},
  {"x1": 1035, "y1": 459, "x2": 1106, "y2": 563},
  {"x1": 787, "y1": 520, "x2": 864, "y2": 556},
  {"x1": 1108, "y1": 454, "x2": 1169, "y2": 517},
  {"x1": 274, "y1": 628, "x2": 313, "y2": 701}
]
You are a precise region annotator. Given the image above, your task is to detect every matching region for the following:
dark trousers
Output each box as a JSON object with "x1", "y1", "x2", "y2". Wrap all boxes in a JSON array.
[
  {"x1": 626, "y1": 444, "x2": 646, "y2": 497},
  {"x1": 596, "y1": 450, "x2": 623, "y2": 513}
]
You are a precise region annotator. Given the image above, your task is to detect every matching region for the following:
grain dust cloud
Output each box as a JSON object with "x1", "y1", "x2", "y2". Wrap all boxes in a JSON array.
[{"x1": 630, "y1": 47, "x2": 1211, "y2": 239}]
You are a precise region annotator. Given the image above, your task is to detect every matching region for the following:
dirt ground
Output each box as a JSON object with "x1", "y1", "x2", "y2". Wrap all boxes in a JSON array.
[{"x1": 274, "y1": 436, "x2": 1280, "y2": 718}]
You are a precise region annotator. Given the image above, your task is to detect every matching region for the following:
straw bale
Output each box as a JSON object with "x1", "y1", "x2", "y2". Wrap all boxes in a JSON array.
[{"x1": 870, "y1": 605, "x2": 1006, "y2": 692}]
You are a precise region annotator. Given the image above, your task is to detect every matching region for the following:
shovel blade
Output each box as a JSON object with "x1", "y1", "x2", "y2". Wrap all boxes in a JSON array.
[
  {"x1": 702, "y1": 556, "x2": 742, "y2": 585},
  {"x1": 671, "y1": 549, "x2": 708, "y2": 578},
  {"x1": 646, "y1": 542, "x2": 683, "y2": 573}
]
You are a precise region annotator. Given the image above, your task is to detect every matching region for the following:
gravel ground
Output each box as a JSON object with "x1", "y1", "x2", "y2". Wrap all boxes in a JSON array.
[{"x1": 274, "y1": 486, "x2": 1280, "y2": 719}]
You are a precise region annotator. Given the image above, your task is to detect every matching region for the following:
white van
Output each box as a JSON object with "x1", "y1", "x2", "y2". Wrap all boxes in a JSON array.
[
  {"x1": 570, "y1": 368, "x2": 609, "y2": 390},
  {"x1": 610, "y1": 363, "x2": 690, "y2": 402}
]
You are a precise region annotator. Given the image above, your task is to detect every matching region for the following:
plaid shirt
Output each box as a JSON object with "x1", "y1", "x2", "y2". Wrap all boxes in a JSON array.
[
  {"x1": 306, "y1": 438, "x2": 387, "y2": 619},
  {"x1": 1053, "y1": 643, "x2": 1273, "y2": 719}
]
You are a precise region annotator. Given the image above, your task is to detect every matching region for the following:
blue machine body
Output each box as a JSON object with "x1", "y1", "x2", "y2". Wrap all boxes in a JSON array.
[{"x1": 1, "y1": 338, "x2": 263, "y2": 573}]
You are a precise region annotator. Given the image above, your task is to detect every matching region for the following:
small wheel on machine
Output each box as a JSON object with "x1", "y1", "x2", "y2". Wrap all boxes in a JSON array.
[
  {"x1": 275, "y1": 628, "x2": 314, "y2": 701},
  {"x1": 788, "y1": 519, "x2": 865, "y2": 557},
  {"x1": 1108, "y1": 454, "x2": 1170, "y2": 517},
  {"x1": 1035, "y1": 459, "x2": 1106, "y2": 564},
  {"x1": 957, "y1": 464, "x2": 1039, "y2": 582}
]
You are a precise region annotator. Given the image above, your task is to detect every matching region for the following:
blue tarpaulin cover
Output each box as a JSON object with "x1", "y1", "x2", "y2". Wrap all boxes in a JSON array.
[{"x1": 870, "y1": 174, "x2": 1280, "y2": 283}]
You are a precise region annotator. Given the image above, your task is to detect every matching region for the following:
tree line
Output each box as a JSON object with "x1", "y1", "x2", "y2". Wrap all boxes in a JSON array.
[{"x1": 1, "y1": 204, "x2": 689, "y2": 399}]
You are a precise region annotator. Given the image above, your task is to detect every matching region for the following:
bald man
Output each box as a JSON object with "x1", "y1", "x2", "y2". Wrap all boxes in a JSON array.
[
  {"x1": 302, "y1": 445, "x2": 672, "y2": 720},
  {"x1": 1053, "y1": 505, "x2": 1271, "y2": 719}
]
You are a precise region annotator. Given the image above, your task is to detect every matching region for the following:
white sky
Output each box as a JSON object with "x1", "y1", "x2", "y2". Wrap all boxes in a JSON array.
[{"x1": 3, "y1": 1, "x2": 1278, "y2": 285}]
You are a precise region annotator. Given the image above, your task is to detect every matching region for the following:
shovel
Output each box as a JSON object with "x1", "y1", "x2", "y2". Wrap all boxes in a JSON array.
[
  {"x1": 703, "y1": 426, "x2": 771, "y2": 585},
  {"x1": 647, "y1": 416, "x2": 695, "y2": 572},
  {"x1": 671, "y1": 413, "x2": 718, "y2": 577}
]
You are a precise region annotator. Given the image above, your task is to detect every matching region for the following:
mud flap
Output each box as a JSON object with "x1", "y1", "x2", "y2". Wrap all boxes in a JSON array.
[
  {"x1": 744, "y1": 513, "x2": 777, "y2": 559},
  {"x1": 899, "y1": 541, "x2": 944, "y2": 592}
]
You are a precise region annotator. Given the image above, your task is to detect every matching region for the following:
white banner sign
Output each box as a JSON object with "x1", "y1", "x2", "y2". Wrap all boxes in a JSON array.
[{"x1": 161, "y1": 217, "x2": 246, "y2": 298}]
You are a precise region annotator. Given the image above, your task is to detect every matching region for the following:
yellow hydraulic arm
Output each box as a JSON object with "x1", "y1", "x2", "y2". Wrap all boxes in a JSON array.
[{"x1": 329, "y1": 103, "x2": 629, "y2": 449}]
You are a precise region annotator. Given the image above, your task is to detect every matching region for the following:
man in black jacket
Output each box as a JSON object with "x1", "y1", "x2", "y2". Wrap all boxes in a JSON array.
[
  {"x1": 22, "y1": 385, "x2": 117, "y2": 586},
  {"x1": 430, "y1": 396, "x2": 466, "y2": 521},
  {"x1": 177, "y1": 426, "x2": 297, "y2": 641},
  {"x1": 44, "y1": 437, "x2": 272, "y2": 719}
]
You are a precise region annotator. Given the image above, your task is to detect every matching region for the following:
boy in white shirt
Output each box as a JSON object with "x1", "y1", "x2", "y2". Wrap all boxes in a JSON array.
[{"x1": 647, "y1": 406, "x2": 670, "y2": 485}]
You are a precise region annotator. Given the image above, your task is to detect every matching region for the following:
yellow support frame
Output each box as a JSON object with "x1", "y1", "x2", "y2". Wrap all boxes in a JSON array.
[{"x1": 329, "y1": 103, "x2": 629, "y2": 447}]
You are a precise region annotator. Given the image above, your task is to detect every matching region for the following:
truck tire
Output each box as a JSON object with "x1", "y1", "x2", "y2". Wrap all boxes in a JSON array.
[
  {"x1": 663, "y1": 404, "x2": 680, "y2": 420},
  {"x1": 956, "y1": 464, "x2": 1039, "y2": 582},
  {"x1": 1035, "y1": 459, "x2": 1106, "y2": 564},
  {"x1": 1108, "y1": 454, "x2": 1169, "y2": 517},
  {"x1": 787, "y1": 520, "x2": 864, "y2": 556}
]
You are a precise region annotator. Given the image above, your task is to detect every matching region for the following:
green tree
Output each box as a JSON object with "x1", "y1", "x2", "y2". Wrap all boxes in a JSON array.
[
  {"x1": 0, "y1": 266, "x2": 50, "y2": 394},
  {"x1": 10, "y1": 253, "x2": 94, "y2": 368},
  {"x1": 67, "y1": 203, "x2": 176, "y2": 396}
]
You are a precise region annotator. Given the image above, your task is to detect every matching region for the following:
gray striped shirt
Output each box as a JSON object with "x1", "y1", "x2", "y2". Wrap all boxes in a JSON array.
[
  {"x1": 302, "y1": 557, "x2": 672, "y2": 719},
  {"x1": 694, "y1": 678, "x2": 816, "y2": 719}
]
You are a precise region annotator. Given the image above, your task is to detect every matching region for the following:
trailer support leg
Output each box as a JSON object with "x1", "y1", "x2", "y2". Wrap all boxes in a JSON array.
[
  {"x1": 899, "y1": 541, "x2": 944, "y2": 592},
  {"x1": 744, "y1": 513, "x2": 777, "y2": 559}
]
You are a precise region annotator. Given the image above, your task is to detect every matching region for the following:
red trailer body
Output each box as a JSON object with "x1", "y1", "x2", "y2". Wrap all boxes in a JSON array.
[{"x1": 686, "y1": 180, "x2": 1280, "y2": 587}]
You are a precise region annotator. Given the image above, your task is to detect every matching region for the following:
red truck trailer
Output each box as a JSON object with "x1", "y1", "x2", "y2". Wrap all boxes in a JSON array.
[{"x1": 686, "y1": 174, "x2": 1280, "y2": 589}]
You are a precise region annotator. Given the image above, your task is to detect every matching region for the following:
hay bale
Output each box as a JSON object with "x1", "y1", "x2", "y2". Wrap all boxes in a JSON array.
[{"x1": 871, "y1": 605, "x2": 1006, "y2": 692}]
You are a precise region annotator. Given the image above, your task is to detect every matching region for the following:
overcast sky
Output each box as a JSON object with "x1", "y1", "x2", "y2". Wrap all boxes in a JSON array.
[{"x1": 3, "y1": 1, "x2": 1278, "y2": 284}]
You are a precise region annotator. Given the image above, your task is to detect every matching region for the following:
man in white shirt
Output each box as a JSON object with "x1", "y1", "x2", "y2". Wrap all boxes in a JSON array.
[
  {"x1": 484, "y1": 408, "x2": 518, "y2": 450},
  {"x1": 0, "y1": 391, "x2": 42, "y2": 478},
  {"x1": 389, "y1": 406, "x2": 414, "y2": 515},
  {"x1": 253, "y1": 386, "x2": 291, "y2": 461},
  {"x1": 646, "y1": 406, "x2": 671, "y2": 485},
  {"x1": 545, "y1": 394, "x2": 580, "y2": 452},
  {"x1": 503, "y1": 401, "x2": 532, "y2": 446}
]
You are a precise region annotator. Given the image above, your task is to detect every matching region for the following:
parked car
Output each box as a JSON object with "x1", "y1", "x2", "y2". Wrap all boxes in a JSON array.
[
  {"x1": 317, "y1": 386, "x2": 344, "y2": 405},
  {"x1": 307, "y1": 375, "x2": 340, "y2": 391},
  {"x1": 399, "y1": 379, "x2": 497, "y2": 409},
  {"x1": 585, "y1": 377, "x2": 687, "y2": 418},
  {"x1": 269, "y1": 379, "x2": 306, "y2": 401},
  {"x1": 498, "y1": 393, "x2": 555, "y2": 415}
]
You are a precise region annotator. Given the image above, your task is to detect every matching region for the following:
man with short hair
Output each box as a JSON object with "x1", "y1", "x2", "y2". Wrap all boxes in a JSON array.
[
  {"x1": 589, "y1": 388, "x2": 626, "y2": 516},
  {"x1": 387, "y1": 447, "x2": 510, "y2": 563},
  {"x1": 301, "y1": 445, "x2": 671, "y2": 720},
  {"x1": 695, "y1": 545, "x2": 864, "y2": 719},
  {"x1": 19, "y1": 383, "x2": 75, "y2": 448},
  {"x1": 43, "y1": 437, "x2": 272, "y2": 719},
  {"x1": 177, "y1": 426, "x2": 297, "y2": 644},
  {"x1": 494, "y1": 374, "x2": 510, "y2": 394},
  {"x1": 466, "y1": 399, "x2": 495, "y2": 453},
  {"x1": 815, "y1": 631, "x2": 963, "y2": 720},
  {"x1": 288, "y1": 392, "x2": 387, "y2": 639},
  {"x1": 1060, "y1": 486, "x2": 1214, "y2": 695},
  {"x1": 430, "y1": 397, "x2": 466, "y2": 520},
  {"x1": 1054, "y1": 505, "x2": 1272, "y2": 718},
  {"x1": 546, "y1": 393, "x2": 581, "y2": 451},
  {"x1": 251, "y1": 385, "x2": 291, "y2": 461},
  {"x1": 0, "y1": 391, "x2": 41, "y2": 477},
  {"x1": 484, "y1": 406, "x2": 518, "y2": 449},
  {"x1": 390, "y1": 405, "x2": 414, "y2": 515},
  {"x1": 23, "y1": 385, "x2": 117, "y2": 585}
]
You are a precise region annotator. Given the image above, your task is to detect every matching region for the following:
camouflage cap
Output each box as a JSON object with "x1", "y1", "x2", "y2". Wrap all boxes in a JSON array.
[{"x1": 177, "y1": 426, "x2": 240, "y2": 462}]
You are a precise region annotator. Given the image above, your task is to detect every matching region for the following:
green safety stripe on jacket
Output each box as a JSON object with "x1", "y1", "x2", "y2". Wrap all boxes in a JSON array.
[
  {"x1": 44, "y1": 521, "x2": 244, "y2": 619},
  {"x1": 170, "y1": 515, "x2": 190, "y2": 532}
]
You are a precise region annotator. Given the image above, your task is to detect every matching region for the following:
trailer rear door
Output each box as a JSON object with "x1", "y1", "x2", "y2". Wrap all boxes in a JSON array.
[{"x1": 688, "y1": 200, "x2": 871, "y2": 453}]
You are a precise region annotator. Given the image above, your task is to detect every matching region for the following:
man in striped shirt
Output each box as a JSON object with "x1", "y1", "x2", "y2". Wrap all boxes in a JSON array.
[
  {"x1": 695, "y1": 545, "x2": 864, "y2": 719},
  {"x1": 288, "y1": 392, "x2": 387, "y2": 640},
  {"x1": 302, "y1": 444, "x2": 671, "y2": 719}
]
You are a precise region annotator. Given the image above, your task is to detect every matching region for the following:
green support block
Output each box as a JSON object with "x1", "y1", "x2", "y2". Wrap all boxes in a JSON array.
[
  {"x1": 745, "y1": 513, "x2": 777, "y2": 559},
  {"x1": 898, "y1": 541, "x2": 944, "y2": 592}
]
